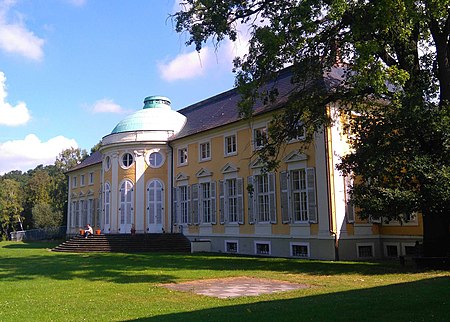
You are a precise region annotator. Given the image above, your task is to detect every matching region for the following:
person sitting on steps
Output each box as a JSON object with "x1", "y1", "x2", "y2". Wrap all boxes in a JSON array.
[{"x1": 84, "y1": 224, "x2": 93, "y2": 238}]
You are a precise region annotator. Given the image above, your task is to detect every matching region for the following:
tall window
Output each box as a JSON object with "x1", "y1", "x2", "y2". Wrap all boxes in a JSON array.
[
  {"x1": 256, "y1": 174, "x2": 270, "y2": 222},
  {"x1": 89, "y1": 172, "x2": 94, "y2": 185},
  {"x1": 104, "y1": 182, "x2": 111, "y2": 226},
  {"x1": 180, "y1": 185, "x2": 189, "y2": 224},
  {"x1": 147, "y1": 180, "x2": 163, "y2": 225},
  {"x1": 224, "y1": 134, "x2": 237, "y2": 156},
  {"x1": 227, "y1": 179, "x2": 238, "y2": 223},
  {"x1": 291, "y1": 169, "x2": 308, "y2": 222},
  {"x1": 199, "y1": 142, "x2": 211, "y2": 161},
  {"x1": 72, "y1": 176, "x2": 77, "y2": 188},
  {"x1": 280, "y1": 168, "x2": 317, "y2": 224},
  {"x1": 200, "y1": 182, "x2": 212, "y2": 223},
  {"x1": 75, "y1": 200, "x2": 80, "y2": 227},
  {"x1": 71, "y1": 200, "x2": 77, "y2": 227},
  {"x1": 80, "y1": 200, "x2": 86, "y2": 227},
  {"x1": 119, "y1": 180, "x2": 133, "y2": 225},
  {"x1": 87, "y1": 198, "x2": 94, "y2": 225},
  {"x1": 80, "y1": 174, "x2": 85, "y2": 186},
  {"x1": 178, "y1": 147, "x2": 188, "y2": 165},
  {"x1": 248, "y1": 173, "x2": 275, "y2": 224}
]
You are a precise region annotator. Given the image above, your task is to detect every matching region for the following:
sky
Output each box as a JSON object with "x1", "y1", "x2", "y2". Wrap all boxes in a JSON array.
[{"x1": 0, "y1": 0, "x2": 249, "y2": 174}]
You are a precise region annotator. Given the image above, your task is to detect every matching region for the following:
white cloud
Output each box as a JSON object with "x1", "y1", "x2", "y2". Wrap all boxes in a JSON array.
[
  {"x1": 162, "y1": 1, "x2": 252, "y2": 82},
  {"x1": 0, "y1": 71, "x2": 31, "y2": 126},
  {"x1": 0, "y1": 0, "x2": 45, "y2": 61},
  {"x1": 0, "y1": 134, "x2": 78, "y2": 174},
  {"x1": 90, "y1": 98, "x2": 124, "y2": 114},
  {"x1": 158, "y1": 47, "x2": 213, "y2": 82}
]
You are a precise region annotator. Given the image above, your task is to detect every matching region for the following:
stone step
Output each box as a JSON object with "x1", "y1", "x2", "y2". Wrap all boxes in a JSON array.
[{"x1": 52, "y1": 233, "x2": 191, "y2": 253}]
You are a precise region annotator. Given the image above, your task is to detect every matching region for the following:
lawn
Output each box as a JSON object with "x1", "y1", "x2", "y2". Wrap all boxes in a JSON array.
[{"x1": 0, "y1": 241, "x2": 449, "y2": 322}]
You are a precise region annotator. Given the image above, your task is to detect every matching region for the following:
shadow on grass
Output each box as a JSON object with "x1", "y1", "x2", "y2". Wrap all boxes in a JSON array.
[
  {"x1": 126, "y1": 276, "x2": 450, "y2": 322},
  {"x1": 0, "y1": 241, "x2": 422, "y2": 285},
  {"x1": 3, "y1": 241, "x2": 61, "y2": 249}
]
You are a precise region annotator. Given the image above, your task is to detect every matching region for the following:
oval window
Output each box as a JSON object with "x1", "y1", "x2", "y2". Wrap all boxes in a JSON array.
[
  {"x1": 104, "y1": 156, "x2": 111, "y2": 171},
  {"x1": 121, "y1": 152, "x2": 134, "y2": 168},
  {"x1": 148, "y1": 151, "x2": 164, "y2": 168}
]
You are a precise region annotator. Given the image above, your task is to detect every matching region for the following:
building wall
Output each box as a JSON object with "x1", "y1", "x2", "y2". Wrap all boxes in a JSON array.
[
  {"x1": 67, "y1": 163, "x2": 102, "y2": 235},
  {"x1": 170, "y1": 112, "x2": 338, "y2": 259},
  {"x1": 66, "y1": 104, "x2": 424, "y2": 260}
]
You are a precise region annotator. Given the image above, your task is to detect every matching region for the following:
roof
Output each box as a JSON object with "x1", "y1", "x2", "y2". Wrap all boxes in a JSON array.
[
  {"x1": 110, "y1": 96, "x2": 186, "y2": 135},
  {"x1": 67, "y1": 150, "x2": 103, "y2": 173},
  {"x1": 173, "y1": 66, "x2": 344, "y2": 140}
]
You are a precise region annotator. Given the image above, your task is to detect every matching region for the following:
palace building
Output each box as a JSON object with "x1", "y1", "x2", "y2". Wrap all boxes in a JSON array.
[{"x1": 66, "y1": 68, "x2": 423, "y2": 260}]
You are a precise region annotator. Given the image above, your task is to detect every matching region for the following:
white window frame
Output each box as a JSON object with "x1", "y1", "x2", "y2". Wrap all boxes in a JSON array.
[
  {"x1": 120, "y1": 152, "x2": 134, "y2": 169},
  {"x1": 256, "y1": 174, "x2": 271, "y2": 223},
  {"x1": 72, "y1": 176, "x2": 77, "y2": 188},
  {"x1": 179, "y1": 185, "x2": 190, "y2": 224},
  {"x1": 290, "y1": 242, "x2": 310, "y2": 258},
  {"x1": 146, "y1": 149, "x2": 165, "y2": 168},
  {"x1": 80, "y1": 174, "x2": 85, "y2": 187},
  {"x1": 87, "y1": 198, "x2": 94, "y2": 225},
  {"x1": 290, "y1": 169, "x2": 308, "y2": 222},
  {"x1": 200, "y1": 182, "x2": 213, "y2": 223},
  {"x1": 384, "y1": 243, "x2": 400, "y2": 258},
  {"x1": 253, "y1": 125, "x2": 268, "y2": 150},
  {"x1": 357, "y1": 243, "x2": 375, "y2": 258},
  {"x1": 288, "y1": 121, "x2": 306, "y2": 143},
  {"x1": 104, "y1": 182, "x2": 111, "y2": 226},
  {"x1": 280, "y1": 166, "x2": 317, "y2": 224},
  {"x1": 226, "y1": 178, "x2": 238, "y2": 223},
  {"x1": 199, "y1": 141, "x2": 211, "y2": 162},
  {"x1": 119, "y1": 179, "x2": 134, "y2": 226},
  {"x1": 178, "y1": 147, "x2": 188, "y2": 166},
  {"x1": 254, "y1": 241, "x2": 271, "y2": 255},
  {"x1": 224, "y1": 133, "x2": 237, "y2": 156},
  {"x1": 147, "y1": 179, "x2": 164, "y2": 226},
  {"x1": 104, "y1": 156, "x2": 111, "y2": 171},
  {"x1": 88, "y1": 172, "x2": 94, "y2": 185},
  {"x1": 225, "y1": 240, "x2": 239, "y2": 253}
]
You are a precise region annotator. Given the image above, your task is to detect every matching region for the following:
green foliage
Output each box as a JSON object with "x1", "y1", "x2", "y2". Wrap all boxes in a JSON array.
[
  {"x1": 32, "y1": 202, "x2": 63, "y2": 228},
  {"x1": 0, "y1": 179, "x2": 23, "y2": 236},
  {"x1": 0, "y1": 147, "x2": 88, "y2": 235},
  {"x1": 173, "y1": 1, "x2": 450, "y2": 255}
]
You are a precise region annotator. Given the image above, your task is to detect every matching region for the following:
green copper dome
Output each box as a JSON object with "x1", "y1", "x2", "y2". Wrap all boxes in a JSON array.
[{"x1": 110, "y1": 96, "x2": 186, "y2": 134}]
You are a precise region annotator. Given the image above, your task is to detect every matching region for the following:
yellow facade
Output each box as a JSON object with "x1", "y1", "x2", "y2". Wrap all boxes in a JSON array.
[{"x1": 66, "y1": 88, "x2": 423, "y2": 260}]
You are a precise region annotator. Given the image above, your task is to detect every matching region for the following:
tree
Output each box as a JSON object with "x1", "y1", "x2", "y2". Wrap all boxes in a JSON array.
[
  {"x1": 173, "y1": 0, "x2": 450, "y2": 256},
  {"x1": 32, "y1": 203, "x2": 62, "y2": 228},
  {"x1": 0, "y1": 179, "x2": 23, "y2": 238}
]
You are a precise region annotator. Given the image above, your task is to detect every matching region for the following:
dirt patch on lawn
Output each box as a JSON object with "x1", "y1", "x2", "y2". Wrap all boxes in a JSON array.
[{"x1": 161, "y1": 276, "x2": 309, "y2": 299}]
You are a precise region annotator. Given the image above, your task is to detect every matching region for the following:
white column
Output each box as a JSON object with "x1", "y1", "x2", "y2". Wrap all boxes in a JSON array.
[
  {"x1": 134, "y1": 150, "x2": 146, "y2": 233},
  {"x1": 110, "y1": 152, "x2": 119, "y2": 233}
]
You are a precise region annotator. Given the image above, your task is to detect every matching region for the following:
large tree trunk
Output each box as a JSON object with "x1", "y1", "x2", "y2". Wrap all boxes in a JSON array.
[{"x1": 422, "y1": 213, "x2": 450, "y2": 257}]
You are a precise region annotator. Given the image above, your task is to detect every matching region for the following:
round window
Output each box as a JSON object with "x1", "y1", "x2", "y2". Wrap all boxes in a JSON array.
[
  {"x1": 148, "y1": 151, "x2": 164, "y2": 168},
  {"x1": 121, "y1": 152, "x2": 134, "y2": 168}
]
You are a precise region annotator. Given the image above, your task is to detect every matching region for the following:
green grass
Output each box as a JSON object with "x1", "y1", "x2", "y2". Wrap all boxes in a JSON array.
[{"x1": 0, "y1": 241, "x2": 449, "y2": 321}]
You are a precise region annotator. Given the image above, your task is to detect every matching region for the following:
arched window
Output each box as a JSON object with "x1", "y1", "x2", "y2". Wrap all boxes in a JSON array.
[
  {"x1": 147, "y1": 180, "x2": 163, "y2": 225},
  {"x1": 119, "y1": 180, "x2": 134, "y2": 229},
  {"x1": 104, "y1": 182, "x2": 111, "y2": 226}
]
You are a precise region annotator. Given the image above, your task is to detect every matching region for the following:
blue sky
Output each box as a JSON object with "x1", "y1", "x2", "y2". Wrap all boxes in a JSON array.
[{"x1": 0, "y1": 0, "x2": 249, "y2": 174}]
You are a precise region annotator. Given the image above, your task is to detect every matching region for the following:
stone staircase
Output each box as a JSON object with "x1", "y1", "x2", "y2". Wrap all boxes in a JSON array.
[{"x1": 52, "y1": 233, "x2": 191, "y2": 253}]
